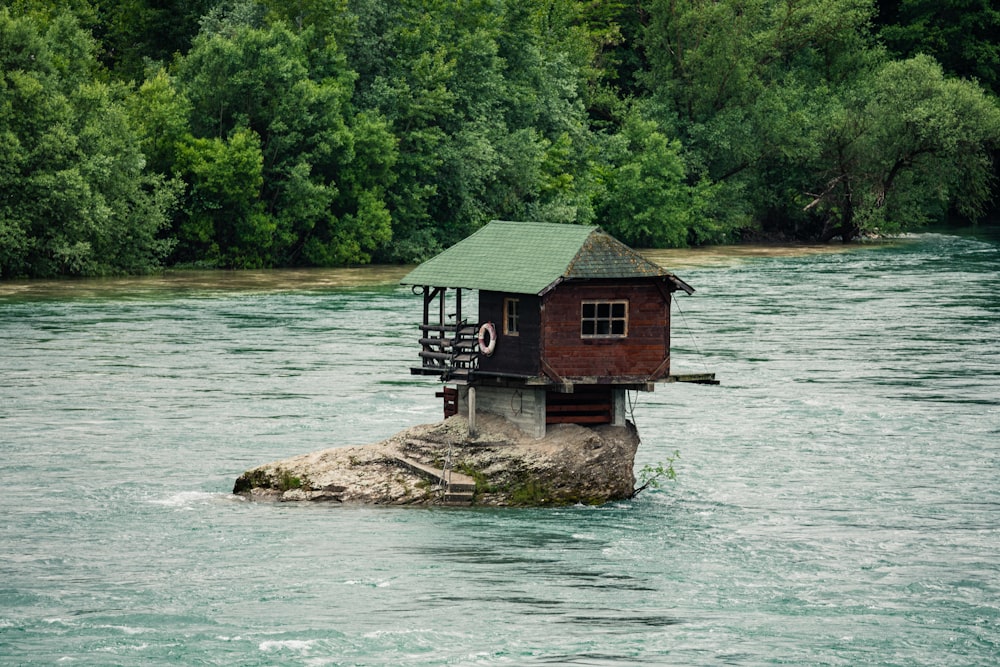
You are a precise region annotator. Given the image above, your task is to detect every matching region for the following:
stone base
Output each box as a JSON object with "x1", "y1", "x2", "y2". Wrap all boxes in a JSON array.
[{"x1": 232, "y1": 413, "x2": 640, "y2": 507}]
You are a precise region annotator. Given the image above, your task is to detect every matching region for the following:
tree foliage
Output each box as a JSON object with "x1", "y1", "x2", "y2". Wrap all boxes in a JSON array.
[
  {"x1": 345, "y1": 0, "x2": 600, "y2": 261},
  {"x1": 640, "y1": 0, "x2": 1000, "y2": 240},
  {"x1": 804, "y1": 55, "x2": 1000, "y2": 239},
  {"x1": 0, "y1": 8, "x2": 178, "y2": 278},
  {"x1": 172, "y1": 5, "x2": 395, "y2": 267},
  {"x1": 1, "y1": 0, "x2": 999, "y2": 277},
  {"x1": 876, "y1": 0, "x2": 1000, "y2": 96}
]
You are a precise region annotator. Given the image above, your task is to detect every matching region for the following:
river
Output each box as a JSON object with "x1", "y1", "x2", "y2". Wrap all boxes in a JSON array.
[{"x1": 1, "y1": 232, "x2": 997, "y2": 665}]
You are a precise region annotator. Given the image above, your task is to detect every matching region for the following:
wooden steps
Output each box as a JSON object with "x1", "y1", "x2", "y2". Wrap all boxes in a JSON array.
[{"x1": 391, "y1": 454, "x2": 476, "y2": 506}]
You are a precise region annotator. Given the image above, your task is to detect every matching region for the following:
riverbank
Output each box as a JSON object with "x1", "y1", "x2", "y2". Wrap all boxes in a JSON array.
[
  {"x1": 0, "y1": 239, "x2": 910, "y2": 300},
  {"x1": 233, "y1": 413, "x2": 640, "y2": 506}
]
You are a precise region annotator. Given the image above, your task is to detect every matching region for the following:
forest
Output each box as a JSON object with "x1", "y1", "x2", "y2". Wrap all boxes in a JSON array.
[{"x1": 2, "y1": 0, "x2": 999, "y2": 277}]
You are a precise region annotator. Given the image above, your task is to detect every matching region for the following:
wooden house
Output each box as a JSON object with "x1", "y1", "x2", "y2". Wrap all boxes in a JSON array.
[{"x1": 400, "y1": 220, "x2": 700, "y2": 438}]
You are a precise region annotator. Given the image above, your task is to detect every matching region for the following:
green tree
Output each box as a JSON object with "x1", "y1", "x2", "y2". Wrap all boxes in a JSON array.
[
  {"x1": 640, "y1": 0, "x2": 999, "y2": 240},
  {"x1": 92, "y1": 0, "x2": 215, "y2": 81},
  {"x1": 172, "y1": 5, "x2": 396, "y2": 267},
  {"x1": 874, "y1": 0, "x2": 1000, "y2": 223},
  {"x1": 596, "y1": 111, "x2": 719, "y2": 247},
  {"x1": 876, "y1": 0, "x2": 1000, "y2": 96},
  {"x1": 126, "y1": 68, "x2": 192, "y2": 175},
  {"x1": 805, "y1": 55, "x2": 1000, "y2": 240},
  {"x1": 173, "y1": 128, "x2": 267, "y2": 266},
  {"x1": 0, "y1": 8, "x2": 177, "y2": 278},
  {"x1": 641, "y1": 0, "x2": 872, "y2": 172},
  {"x1": 345, "y1": 0, "x2": 597, "y2": 261}
]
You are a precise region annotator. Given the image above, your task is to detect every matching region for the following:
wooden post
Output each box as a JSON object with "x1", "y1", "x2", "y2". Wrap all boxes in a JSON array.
[
  {"x1": 468, "y1": 386, "x2": 477, "y2": 438},
  {"x1": 439, "y1": 287, "x2": 446, "y2": 331}
]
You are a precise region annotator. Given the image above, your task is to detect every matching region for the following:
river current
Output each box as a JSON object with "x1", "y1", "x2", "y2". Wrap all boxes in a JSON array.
[{"x1": 1, "y1": 232, "x2": 998, "y2": 665}]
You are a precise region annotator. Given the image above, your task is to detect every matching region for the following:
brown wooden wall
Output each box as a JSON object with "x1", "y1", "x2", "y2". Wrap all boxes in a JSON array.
[
  {"x1": 478, "y1": 291, "x2": 541, "y2": 377},
  {"x1": 541, "y1": 281, "x2": 670, "y2": 381}
]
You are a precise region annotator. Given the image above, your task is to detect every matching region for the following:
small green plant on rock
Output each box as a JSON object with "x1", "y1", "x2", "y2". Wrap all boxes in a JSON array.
[
  {"x1": 458, "y1": 462, "x2": 490, "y2": 496},
  {"x1": 278, "y1": 470, "x2": 305, "y2": 492},
  {"x1": 396, "y1": 474, "x2": 412, "y2": 497},
  {"x1": 510, "y1": 479, "x2": 550, "y2": 505},
  {"x1": 231, "y1": 469, "x2": 306, "y2": 494},
  {"x1": 632, "y1": 450, "x2": 679, "y2": 498}
]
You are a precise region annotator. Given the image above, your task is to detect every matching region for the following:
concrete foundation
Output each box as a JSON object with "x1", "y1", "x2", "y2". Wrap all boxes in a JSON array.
[
  {"x1": 456, "y1": 385, "x2": 631, "y2": 438},
  {"x1": 612, "y1": 387, "x2": 627, "y2": 427},
  {"x1": 458, "y1": 385, "x2": 547, "y2": 439}
]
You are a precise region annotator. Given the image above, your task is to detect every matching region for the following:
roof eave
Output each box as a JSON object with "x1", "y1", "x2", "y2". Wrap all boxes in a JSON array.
[
  {"x1": 537, "y1": 277, "x2": 565, "y2": 297},
  {"x1": 400, "y1": 279, "x2": 548, "y2": 296},
  {"x1": 669, "y1": 275, "x2": 695, "y2": 295}
]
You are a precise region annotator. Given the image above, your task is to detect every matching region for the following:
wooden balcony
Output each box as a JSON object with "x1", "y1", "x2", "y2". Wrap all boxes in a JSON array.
[{"x1": 411, "y1": 323, "x2": 480, "y2": 383}]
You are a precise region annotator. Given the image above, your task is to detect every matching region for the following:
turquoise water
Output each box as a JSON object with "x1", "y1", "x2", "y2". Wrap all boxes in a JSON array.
[{"x1": 1, "y1": 234, "x2": 998, "y2": 665}]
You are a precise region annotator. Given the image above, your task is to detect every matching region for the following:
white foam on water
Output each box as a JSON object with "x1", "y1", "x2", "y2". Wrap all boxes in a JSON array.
[
  {"x1": 259, "y1": 639, "x2": 317, "y2": 653},
  {"x1": 95, "y1": 624, "x2": 148, "y2": 635},
  {"x1": 342, "y1": 578, "x2": 392, "y2": 588},
  {"x1": 149, "y1": 490, "x2": 227, "y2": 508}
]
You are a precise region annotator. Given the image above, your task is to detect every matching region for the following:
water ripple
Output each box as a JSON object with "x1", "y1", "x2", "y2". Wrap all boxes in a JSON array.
[{"x1": 1, "y1": 233, "x2": 998, "y2": 665}]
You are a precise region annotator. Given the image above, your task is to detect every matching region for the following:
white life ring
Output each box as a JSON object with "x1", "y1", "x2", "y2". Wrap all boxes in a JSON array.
[{"x1": 478, "y1": 322, "x2": 497, "y2": 356}]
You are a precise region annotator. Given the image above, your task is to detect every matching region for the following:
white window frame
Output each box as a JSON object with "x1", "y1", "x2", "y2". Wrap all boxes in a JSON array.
[
  {"x1": 581, "y1": 299, "x2": 628, "y2": 338},
  {"x1": 504, "y1": 297, "x2": 520, "y2": 336}
]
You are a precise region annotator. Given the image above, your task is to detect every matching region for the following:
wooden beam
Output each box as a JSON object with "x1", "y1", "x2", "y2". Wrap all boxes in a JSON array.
[
  {"x1": 667, "y1": 373, "x2": 719, "y2": 384},
  {"x1": 546, "y1": 403, "x2": 612, "y2": 413},
  {"x1": 468, "y1": 386, "x2": 477, "y2": 437},
  {"x1": 439, "y1": 287, "x2": 446, "y2": 330},
  {"x1": 546, "y1": 414, "x2": 612, "y2": 424},
  {"x1": 649, "y1": 354, "x2": 671, "y2": 382},
  {"x1": 540, "y1": 358, "x2": 567, "y2": 388}
]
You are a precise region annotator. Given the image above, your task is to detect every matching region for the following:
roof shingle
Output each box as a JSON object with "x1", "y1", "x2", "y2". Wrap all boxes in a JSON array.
[{"x1": 400, "y1": 220, "x2": 689, "y2": 295}]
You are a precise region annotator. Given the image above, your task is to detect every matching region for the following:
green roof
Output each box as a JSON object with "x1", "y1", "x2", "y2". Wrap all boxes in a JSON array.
[{"x1": 400, "y1": 221, "x2": 691, "y2": 295}]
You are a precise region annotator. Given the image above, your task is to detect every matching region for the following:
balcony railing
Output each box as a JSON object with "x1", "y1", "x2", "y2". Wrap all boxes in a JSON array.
[{"x1": 414, "y1": 322, "x2": 479, "y2": 382}]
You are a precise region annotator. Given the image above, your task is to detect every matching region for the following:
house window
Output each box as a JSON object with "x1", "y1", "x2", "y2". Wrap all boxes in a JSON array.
[
  {"x1": 581, "y1": 300, "x2": 628, "y2": 338},
  {"x1": 504, "y1": 298, "x2": 520, "y2": 336}
]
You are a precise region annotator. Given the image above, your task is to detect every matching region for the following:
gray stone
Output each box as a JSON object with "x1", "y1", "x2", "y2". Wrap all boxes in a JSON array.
[{"x1": 232, "y1": 414, "x2": 640, "y2": 506}]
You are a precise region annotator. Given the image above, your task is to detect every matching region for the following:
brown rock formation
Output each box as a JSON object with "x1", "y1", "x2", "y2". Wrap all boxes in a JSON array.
[{"x1": 232, "y1": 414, "x2": 640, "y2": 506}]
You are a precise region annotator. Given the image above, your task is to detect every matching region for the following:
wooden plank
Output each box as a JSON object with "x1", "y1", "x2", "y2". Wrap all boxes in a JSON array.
[
  {"x1": 435, "y1": 387, "x2": 458, "y2": 418},
  {"x1": 411, "y1": 366, "x2": 447, "y2": 376},
  {"x1": 546, "y1": 403, "x2": 611, "y2": 413},
  {"x1": 419, "y1": 323, "x2": 461, "y2": 333},
  {"x1": 667, "y1": 373, "x2": 719, "y2": 384},
  {"x1": 419, "y1": 337, "x2": 453, "y2": 348},
  {"x1": 546, "y1": 414, "x2": 612, "y2": 424}
]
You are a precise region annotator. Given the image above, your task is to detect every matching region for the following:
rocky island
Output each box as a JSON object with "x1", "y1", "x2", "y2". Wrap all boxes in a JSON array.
[
  {"x1": 233, "y1": 222, "x2": 708, "y2": 507},
  {"x1": 233, "y1": 414, "x2": 640, "y2": 507}
]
